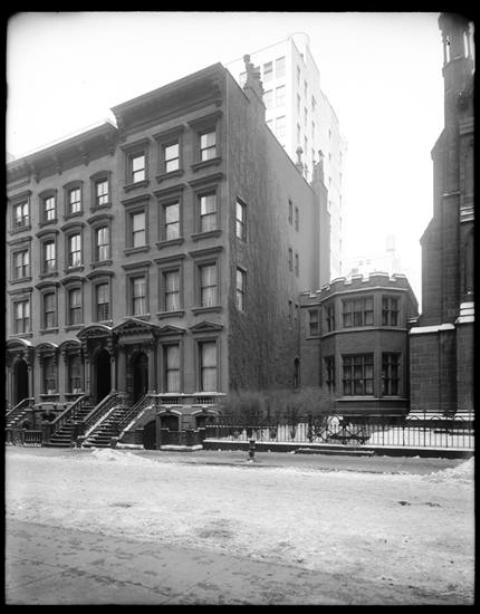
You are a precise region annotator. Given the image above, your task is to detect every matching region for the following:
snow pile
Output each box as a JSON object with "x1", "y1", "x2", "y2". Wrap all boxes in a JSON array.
[
  {"x1": 424, "y1": 457, "x2": 474, "y2": 483},
  {"x1": 89, "y1": 447, "x2": 155, "y2": 466}
]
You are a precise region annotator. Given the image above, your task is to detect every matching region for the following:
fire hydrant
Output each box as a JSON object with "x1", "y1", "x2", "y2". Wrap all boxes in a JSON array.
[{"x1": 248, "y1": 438, "x2": 256, "y2": 461}]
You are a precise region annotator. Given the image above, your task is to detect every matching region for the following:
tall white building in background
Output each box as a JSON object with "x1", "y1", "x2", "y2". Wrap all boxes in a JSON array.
[{"x1": 227, "y1": 33, "x2": 347, "y2": 279}]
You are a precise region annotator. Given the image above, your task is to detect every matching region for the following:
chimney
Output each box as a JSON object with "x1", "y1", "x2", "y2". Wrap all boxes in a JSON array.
[{"x1": 243, "y1": 54, "x2": 265, "y2": 106}]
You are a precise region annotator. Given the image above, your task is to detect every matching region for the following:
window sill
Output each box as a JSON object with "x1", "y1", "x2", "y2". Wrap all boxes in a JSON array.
[
  {"x1": 157, "y1": 310, "x2": 185, "y2": 319},
  {"x1": 40, "y1": 327, "x2": 60, "y2": 334},
  {"x1": 39, "y1": 272, "x2": 59, "y2": 279},
  {"x1": 65, "y1": 324, "x2": 84, "y2": 331},
  {"x1": 9, "y1": 225, "x2": 32, "y2": 235},
  {"x1": 39, "y1": 219, "x2": 58, "y2": 228},
  {"x1": 191, "y1": 157, "x2": 222, "y2": 172},
  {"x1": 191, "y1": 306, "x2": 222, "y2": 315},
  {"x1": 156, "y1": 169, "x2": 184, "y2": 183},
  {"x1": 90, "y1": 202, "x2": 112, "y2": 213},
  {"x1": 191, "y1": 229, "x2": 222, "y2": 241},
  {"x1": 123, "y1": 179, "x2": 150, "y2": 193},
  {"x1": 156, "y1": 238, "x2": 185, "y2": 250},
  {"x1": 64, "y1": 211, "x2": 83, "y2": 221},
  {"x1": 124, "y1": 246, "x2": 150, "y2": 256},
  {"x1": 65, "y1": 265, "x2": 85, "y2": 274},
  {"x1": 9, "y1": 277, "x2": 32, "y2": 285},
  {"x1": 91, "y1": 260, "x2": 113, "y2": 269}
]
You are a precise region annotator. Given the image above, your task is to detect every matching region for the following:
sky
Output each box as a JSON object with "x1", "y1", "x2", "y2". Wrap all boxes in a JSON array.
[{"x1": 6, "y1": 11, "x2": 446, "y2": 304}]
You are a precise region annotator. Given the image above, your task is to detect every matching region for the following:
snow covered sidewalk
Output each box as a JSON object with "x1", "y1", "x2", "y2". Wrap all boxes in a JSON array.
[{"x1": 5, "y1": 448, "x2": 474, "y2": 604}]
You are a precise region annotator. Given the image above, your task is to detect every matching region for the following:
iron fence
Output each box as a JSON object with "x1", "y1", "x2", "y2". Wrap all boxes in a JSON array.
[{"x1": 204, "y1": 414, "x2": 474, "y2": 450}]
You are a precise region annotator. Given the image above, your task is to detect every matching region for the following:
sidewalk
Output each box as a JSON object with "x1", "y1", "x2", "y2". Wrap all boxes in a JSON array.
[{"x1": 5, "y1": 519, "x2": 464, "y2": 605}]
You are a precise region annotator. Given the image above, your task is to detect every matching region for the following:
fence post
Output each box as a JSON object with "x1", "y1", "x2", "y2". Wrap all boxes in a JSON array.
[{"x1": 248, "y1": 438, "x2": 256, "y2": 461}]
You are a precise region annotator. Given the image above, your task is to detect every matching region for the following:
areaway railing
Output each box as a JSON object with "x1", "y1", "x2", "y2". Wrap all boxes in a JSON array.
[{"x1": 204, "y1": 413, "x2": 474, "y2": 450}]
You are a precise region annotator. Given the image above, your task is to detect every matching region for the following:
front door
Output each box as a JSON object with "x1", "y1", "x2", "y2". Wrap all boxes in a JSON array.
[
  {"x1": 95, "y1": 349, "x2": 111, "y2": 403},
  {"x1": 14, "y1": 359, "x2": 29, "y2": 405},
  {"x1": 133, "y1": 352, "x2": 148, "y2": 403}
]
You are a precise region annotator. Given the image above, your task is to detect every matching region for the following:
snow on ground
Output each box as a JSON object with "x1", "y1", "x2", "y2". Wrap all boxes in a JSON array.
[{"x1": 5, "y1": 448, "x2": 474, "y2": 602}]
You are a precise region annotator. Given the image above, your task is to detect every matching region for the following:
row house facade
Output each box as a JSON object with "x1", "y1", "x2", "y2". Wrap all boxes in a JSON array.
[
  {"x1": 300, "y1": 273, "x2": 418, "y2": 416},
  {"x1": 6, "y1": 57, "x2": 330, "y2": 430}
]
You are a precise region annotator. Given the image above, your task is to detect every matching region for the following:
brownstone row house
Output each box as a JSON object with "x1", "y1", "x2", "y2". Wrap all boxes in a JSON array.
[{"x1": 6, "y1": 56, "x2": 330, "y2": 440}]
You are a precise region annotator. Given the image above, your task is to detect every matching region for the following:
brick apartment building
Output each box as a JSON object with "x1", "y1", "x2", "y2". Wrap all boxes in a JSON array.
[
  {"x1": 5, "y1": 56, "x2": 329, "y2": 434},
  {"x1": 300, "y1": 274, "x2": 418, "y2": 417},
  {"x1": 409, "y1": 13, "x2": 474, "y2": 415}
]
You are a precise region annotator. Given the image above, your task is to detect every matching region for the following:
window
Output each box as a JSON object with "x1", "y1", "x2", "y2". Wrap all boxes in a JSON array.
[
  {"x1": 308, "y1": 309, "x2": 319, "y2": 336},
  {"x1": 304, "y1": 107, "x2": 308, "y2": 127},
  {"x1": 200, "y1": 130, "x2": 217, "y2": 161},
  {"x1": 163, "y1": 202, "x2": 180, "y2": 241},
  {"x1": 13, "y1": 201, "x2": 29, "y2": 229},
  {"x1": 68, "y1": 233, "x2": 82, "y2": 267},
  {"x1": 294, "y1": 206, "x2": 299, "y2": 231},
  {"x1": 236, "y1": 268, "x2": 246, "y2": 311},
  {"x1": 68, "y1": 187, "x2": 81, "y2": 215},
  {"x1": 131, "y1": 276, "x2": 147, "y2": 316},
  {"x1": 43, "y1": 358, "x2": 57, "y2": 394},
  {"x1": 200, "y1": 263, "x2": 218, "y2": 307},
  {"x1": 199, "y1": 193, "x2": 217, "y2": 233},
  {"x1": 43, "y1": 292, "x2": 57, "y2": 329},
  {"x1": 164, "y1": 345, "x2": 181, "y2": 393},
  {"x1": 130, "y1": 153, "x2": 146, "y2": 183},
  {"x1": 382, "y1": 353, "x2": 399, "y2": 396},
  {"x1": 311, "y1": 95, "x2": 316, "y2": 112},
  {"x1": 199, "y1": 341, "x2": 217, "y2": 391},
  {"x1": 263, "y1": 61, "x2": 273, "y2": 82},
  {"x1": 288, "y1": 247, "x2": 293, "y2": 271},
  {"x1": 43, "y1": 195, "x2": 56, "y2": 222},
  {"x1": 296, "y1": 65, "x2": 301, "y2": 85},
  {"x1": 275, "y1": 85, "x2": 285, "y2": 107},
  {"x1": 343, "y1": 354, "x2": 374, "y2": 396},
  {"x1": 342, "y1": 297, "x2": 374, "y2": 327},
  {"x1": 68, "y1": 355, "x2": 82, "y2": 394},
  {"x1": 295, "y1": 253, "x2": 299, "y2": 277},
  {"x1": 164, "y1": 142, "x2": 180, "y2": 173},
  {"x1": 325, "y1": 356, "x2": 335, "y2": 391},
  {"x1": 275, "y1": 56, "x2": 285, "y2": 78},
  {"x1": 42, "y1": 240, "x2": 56, "y2": 274},
  {"x1": 288, "y1": 199, "x2": 293, "y2": 224},
  {"x1": 95, "y1": 283, "x2": 110, "y2": 321},
  {"x1": 297, "y1": 94, "x2": 301, "y2": 115},
  {"x1": 95, "y1": 179, "x2": 110, "y2": 207},
  {"x1": 382, "y1": 296, "x2": 399, "y2": 326},
  {"x1": 325, "y1": 303, "x2": 335, "y2": 332},
  {"x1": 68, "y1": 288, "x2": 82, "y2": 325},
  {"x1": 14, "y1": 299, "x2": 30, "y2": 334},
  {"x1": 13, "y1": 250, "x2": 30, "y2": 280},
  {"x1": 95, "y1": 226, "x2": 110, "y2": 262},
  {"x1": 236, "y1": 199, "x2": 247, "y2": 241},
  {"x1": 163, "y1": 270, "x2": 181, "y2": 311},
  {"x1": 304, "y1": 80, "x2": 308, "y2": 99},
  {"x1": 264, "y1": 89, "x2": 273, "y2": 109},
  {"x1": 131, "y1": 211, "x2": 146, "y2": 247}
]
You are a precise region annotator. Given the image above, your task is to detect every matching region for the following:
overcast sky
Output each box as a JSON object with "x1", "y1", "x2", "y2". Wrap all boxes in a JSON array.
[{"x1": 6, "y1": 11, "x2": 446, "y2": 304}]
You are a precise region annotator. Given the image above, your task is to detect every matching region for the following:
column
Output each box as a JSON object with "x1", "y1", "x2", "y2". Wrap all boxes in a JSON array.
[
  {"x1": 110, "y1": 352, "x2": 117, "y2": 393},
  {"x1": 117, "y1": 346, "x2": 126, "y2": 393},
  {"x1": 84, "y1": 356, "x2": 91, "y2": 397},
  {"x1": 28, "y1": 361, "x2": 34, "y2": 401},
  {"x1": 58, "y1": 350, "x2": 67, "y2": 402},
  {"x1": 6, "y1": 364, "x2": 12, "y2": 409},
  {"x1": 147, "y1": 344, "x2": 156, "y2": 394}
]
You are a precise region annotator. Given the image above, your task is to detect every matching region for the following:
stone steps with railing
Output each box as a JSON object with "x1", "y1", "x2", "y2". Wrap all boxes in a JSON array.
[
  {"x1": 6, "y1": 398, "x2": 34, "y2": 429},
  {"x1": 44, "y1": 400, "x2": 95, "y2": 447}
]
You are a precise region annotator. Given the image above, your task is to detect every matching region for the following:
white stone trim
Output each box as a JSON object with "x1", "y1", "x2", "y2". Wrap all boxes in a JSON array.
[{"x1": 409, "y1": 323, "x2": 455, "y2": 335}]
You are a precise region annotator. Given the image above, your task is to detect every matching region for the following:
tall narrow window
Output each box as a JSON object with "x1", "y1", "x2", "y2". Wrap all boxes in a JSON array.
[
  {"x1": 43, "y1": 292, "x2": 57, "y2": 329},
  {"x1": 130, "y1": 153, "x2": 146, "y2": 183},
  {"x1": 200, "y1": 263, "x2": 217, "y2": 307},
  {"x1": 275, "y1": 56, "x2": 285, "y2": 78},
  {"x1": 200, "y1": 130, "x2": 217, "y2": 161},
  {"x1": 294, "y1": 206, "x2": 299, "y2": 231},
  {"x1": 131, "y1": 211, "x2": 146, "y2": 247},
  {"x1": 295, "y1": 253, "x2": 299, "y2": 277},
  {"x1": 95, "y1": 179, "x2": 109, "y2": 207},
  {"x1": 43, "y1": 358, "x2": 57, "y2": 394},
  {"x1": 308, "y1": 309, "x2": 319, "y2": 336},
  {"x1": 236, "y1": 199, "x2": 246, "y2": 241},
  {"x1": 297, "y1": 94, "x2": 301, "y2": 115},
  {"x1": 96, "y1": 283, "x2": 110, "y2": 321},
  {"x1": 43, "y1": 241, "x2": 56, "y2": 274},
  {"x1": 95, "y1": 226, "x2": 110, "y2": 262},
  {"x1": 163, "y1": 202, "x2": 180, "y2": 240},
  {"x1": 382, "y1": 296, "x2": 399, "y2": 326},
  {"x1": 13, "y1": 250, "x2": 29, "y2": 280},
  {"x1": 200, "y1": 193, "x2": 217, "y2": 232},
  {"x1": 288, "y1": 247, "x2": 293, "y2": 272},
  {"x1": 236, "y1": 268, "x2": 246, "y2": 311},
  {"x1": 263, "y1": 61, "x2": 273, "y2": 82},
  {"x1": 288, "y1": 199, "x2": 293, "y2": 224},
  {"x1": 68, "y1": 288, "x2": 82, "y2": 325},
  {"x1": 199, "y1": 341, "x2": 217, "y2": 391},
  {"x1": 131, "y1": 276, "x2": 147, "y2": 316},
  {"x1": 44, "y1": 196, "x2": 56, "y2": 222},
  {"x1": 68, "y1": 355, "x2": 82, "y2": 393},
  {"x1": 343, "y1": 354, "x2": 374, "y2": 396},
  {"x1": 68, "y1": 234, "x2": 82, "y2": 267},
  {"x1": 163, "y1": 270, "x2": 181, "y2": 311},
  {"x1": 325, "y1": 303, "x2": 335, "y2": 332},
  {"x1": 325, "y1": 356, "x2": 336, "y2": 391},
  {"x1": 13, "y1": 201, "x2": 29, "y2": 228},
  {"x1": 14, "y1": 300, "x2": 30, "y2": 334},
  {"x1": 382, "y1": 353, "x2": 400, "y2": 396},
  {"x1": 164, "y1": 345, "x2": 181, "y2": 393},
  {"x1": 68, "y1": 188, "x2": 81, "y2": 214},
  {"x1": 164, "y1": 143, "x2": 180, "y2": 173}
]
